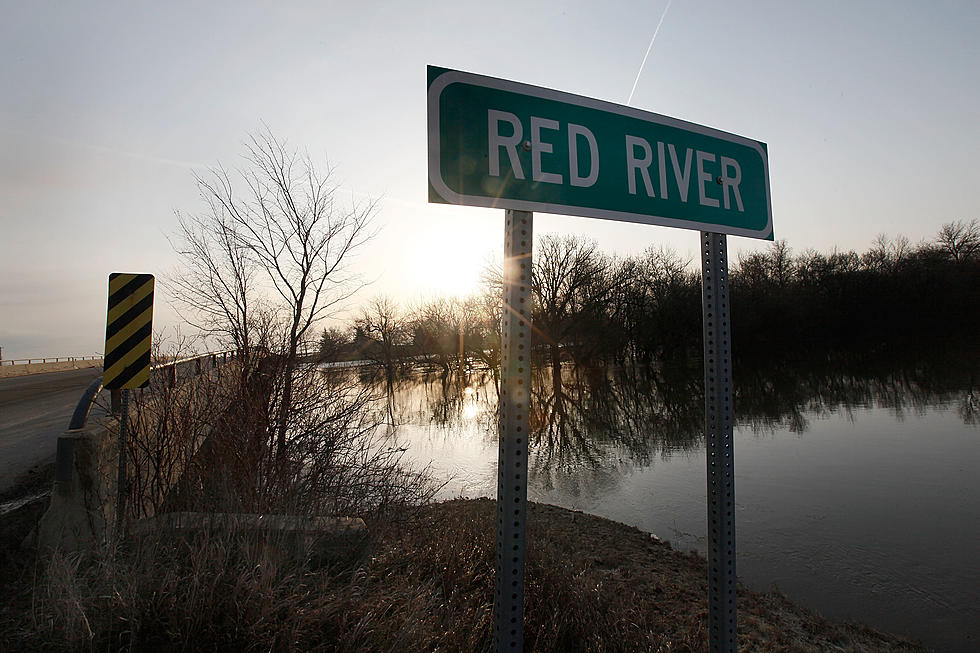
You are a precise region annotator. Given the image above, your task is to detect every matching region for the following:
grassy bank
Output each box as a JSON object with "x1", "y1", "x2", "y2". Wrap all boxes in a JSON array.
[{"x1": 1, "y1": 498, "x2": 925, "y2": 652}]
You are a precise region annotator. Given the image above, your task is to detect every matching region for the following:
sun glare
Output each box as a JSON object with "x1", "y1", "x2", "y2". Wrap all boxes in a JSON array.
[{"x1": 411, "y1": 233, "x2": 489, "y2": 298}]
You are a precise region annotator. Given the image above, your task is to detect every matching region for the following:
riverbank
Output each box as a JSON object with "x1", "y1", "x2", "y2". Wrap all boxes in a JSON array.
[
  {"x1": 370, "y1": 498, "x2": 926, "y2": 652},
  {"x1": 0, "y1": 494, "x2": 927, "y2": 651}
]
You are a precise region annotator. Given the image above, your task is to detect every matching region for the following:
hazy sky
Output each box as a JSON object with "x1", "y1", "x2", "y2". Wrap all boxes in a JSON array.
[{"x1": 1, "y1": 1, "x2": 978, "y2": 358}]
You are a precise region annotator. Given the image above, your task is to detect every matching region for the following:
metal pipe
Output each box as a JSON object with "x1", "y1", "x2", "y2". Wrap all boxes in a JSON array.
[
  {"x1": 700, "y1": 231, "x2": 737, "y2": 653},
  {"x1": 494, "y1": 209, "x2": 533, "y2": 652}
]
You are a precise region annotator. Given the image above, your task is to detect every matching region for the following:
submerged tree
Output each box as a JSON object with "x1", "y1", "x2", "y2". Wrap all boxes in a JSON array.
[
  {"x1": 532, "y1": 234, "x2": 616, "y2": 399},
  {"x1": 356, "y1": 295, "x2": 409, "y2": 386},
  {"x1": 628, "y1": 246, "x2": 700, "y2": 364},
  {"x1": 410, "y1": 296, "x2": 463, "y2": 379},
  {"x1": 318, "y1": 326, "x2": 352, "y2": 362}
]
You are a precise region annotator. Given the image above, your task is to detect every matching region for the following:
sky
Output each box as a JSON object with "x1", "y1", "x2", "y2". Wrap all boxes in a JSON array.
[{"x1": 1, "y1": 0, "x2": 978, "y2": 358}]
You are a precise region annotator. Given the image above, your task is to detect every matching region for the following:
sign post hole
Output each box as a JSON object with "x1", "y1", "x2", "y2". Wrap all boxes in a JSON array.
[
  {"x1": 700, "y1": 232, "x2": 737, "y2": 652},
  {"x1": 494, "y1": 209, "x2": 533, "y2": 651}
]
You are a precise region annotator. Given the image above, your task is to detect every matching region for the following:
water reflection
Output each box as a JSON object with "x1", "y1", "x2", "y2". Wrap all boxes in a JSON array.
[
  {"x1": 364, "y1": 346, "x2": 977, "y2": 473},
  {"x1": 735, "y1": 349, "x2": 979, "y2": 434},
  {"x1": 379, "y1": 369, "x2": 497, "y2": 434},
  {"x1": 526, "y1": 363, "x2": 703, "y2": 472}
]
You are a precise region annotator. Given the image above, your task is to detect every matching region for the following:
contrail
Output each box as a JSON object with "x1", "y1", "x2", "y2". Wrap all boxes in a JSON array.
[{"x1": 627, "y1": 0, "x2": 673, "y2": 106}]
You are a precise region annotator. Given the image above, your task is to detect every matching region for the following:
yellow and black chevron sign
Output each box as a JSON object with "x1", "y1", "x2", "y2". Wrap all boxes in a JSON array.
[{"x1": 103, "y1": 273, "x2": 154, "y2": 389}]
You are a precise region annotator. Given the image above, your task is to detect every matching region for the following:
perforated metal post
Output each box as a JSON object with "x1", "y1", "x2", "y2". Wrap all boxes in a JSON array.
[
  {"x1": 115, "y1": 388, "x2": 130, "y2": 536},
  {"x1": 700, "y1": 231, "x2": 737, "y2": 652},
  {"x1": 494, "y1": 209, "x2": 532, "y2": 652}
]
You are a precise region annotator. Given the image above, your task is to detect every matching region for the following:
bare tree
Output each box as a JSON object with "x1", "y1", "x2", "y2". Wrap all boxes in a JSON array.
[
  {"x1": 356, "y1": 295, "x2": 409, "y2": 386},
  {"x1": 891, "y1": 234, "x2": 912, "y2": 264},
  {"x1": 174, "y1": 129, "x2": 377, "y2": 450},
  {"x1": 410, "y1": 297, "x2": 455, "y2": 378},
  {"x1": 158, "y1": 132, "x2": 441, "y2": 517},
  {"x1": 768, "y1": 239, "x2": 794, "y2": 286},
  {"x1": 861, "y1": 234, "x2": 890, "y2": 271},
  {"x1": 410, "y1": 296, "x2": 482, "y2": 381},
  {"x1": 734, "y1": 251, "x2": 770, "y2": 287},
  {"x1": 318, "y1": 326, "x2": 351, "y2": 363},
  {"x1": 471, "y1": 276, "x2": 503, "y2": 389},
  {"x1": 168, "y1": 206, "x2": 259, "y2": 361},
  {"x1": 630, "y1": 246, "x2": 699, "y2": 363},
  {"x1": 532, "y1": 234, "x2": 615, "y2": 397},
  {"x1": 734, "y1": 241, "x2": 793, "y2": 286},
  {"x1": 937, "y1": 219, "x2": 980, "y2": 261},
  {"x1": 860, "y1": 233, "x2": 913, "y2": 271}
]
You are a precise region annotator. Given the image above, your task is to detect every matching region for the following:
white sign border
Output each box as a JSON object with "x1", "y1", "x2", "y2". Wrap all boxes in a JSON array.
[{"x1": 427, "y1": 67, "x2": 773, "y2": 240}]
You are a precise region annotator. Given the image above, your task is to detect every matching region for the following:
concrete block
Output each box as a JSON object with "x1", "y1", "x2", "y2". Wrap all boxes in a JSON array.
[
  {"x1": 34, "y1": 420, "x2": 118, "y2": 551},
  {"x1": 131, "y1": 512, "x2": 369, "y2": 568}
]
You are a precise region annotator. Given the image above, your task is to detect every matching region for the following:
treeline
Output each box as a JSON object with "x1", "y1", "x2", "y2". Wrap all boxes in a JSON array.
[
  {"x1": 731, "y1": 224, "x2": 980, "y2": 357},
  {"x1": 323, "y1": 220, "x2": 980, "y2": 375}
]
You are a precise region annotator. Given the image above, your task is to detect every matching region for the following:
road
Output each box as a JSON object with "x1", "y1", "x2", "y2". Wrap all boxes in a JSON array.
[{"x1": 0, "y1": 368, "x2": 105, "y2": 493}]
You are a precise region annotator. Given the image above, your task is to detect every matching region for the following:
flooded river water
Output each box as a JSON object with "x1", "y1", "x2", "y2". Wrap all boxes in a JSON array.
[{"x1": 369, "y1": 351, "x2": 978, "y2": 652}]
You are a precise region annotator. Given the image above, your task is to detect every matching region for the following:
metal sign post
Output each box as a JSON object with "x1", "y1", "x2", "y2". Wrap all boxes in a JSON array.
[
  {"x1": 116, "y1": 388, "x2": 130, "y2": 534},
  {"x1": 103, "y1": 272, "x2": 155, "y2": 538},
  {"x1": 700, "y1": 232, "x2": 737, "y2": 652},
  {"x1": 429, "y1": 66, "x2": 772, "y2": 653},
  {"x1": 494, "y1": 209, "x2": 533, "y2": 652}
]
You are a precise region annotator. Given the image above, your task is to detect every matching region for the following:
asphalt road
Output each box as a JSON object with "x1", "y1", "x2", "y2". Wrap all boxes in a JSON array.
[{"x1": 0, "y1": 368, "x2": 106, "y2": 493}]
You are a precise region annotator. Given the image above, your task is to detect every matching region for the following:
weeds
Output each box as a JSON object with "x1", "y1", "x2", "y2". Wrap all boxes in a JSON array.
[{"x1": 4, "y1": 499, "x2": 926, "y2": 652}]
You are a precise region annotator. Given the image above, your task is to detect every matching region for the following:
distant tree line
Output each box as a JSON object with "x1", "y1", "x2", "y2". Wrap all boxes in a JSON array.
[
  {"x1": 730, "y1": 221, "x2": 980, "y2": 359},
  {"x1": 323, "y1": 219, "x2": 980, "y2": 377}
]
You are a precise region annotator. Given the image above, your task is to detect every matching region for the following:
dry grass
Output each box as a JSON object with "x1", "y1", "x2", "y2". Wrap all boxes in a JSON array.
[{"x1": 1, "y1": 499, "x2": 927, "y2": 652}]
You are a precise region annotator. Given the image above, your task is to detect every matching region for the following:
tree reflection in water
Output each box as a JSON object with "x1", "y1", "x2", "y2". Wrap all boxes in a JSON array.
[
  {"x1": 528, "y1": 362, "x2": 704, "y2": 473},
  {"x1": 362, "y1": 345, "x2": 977, "y2": 474},
  {"x1": 734, "y1": 348, "x2": 979, "y2": 433}
]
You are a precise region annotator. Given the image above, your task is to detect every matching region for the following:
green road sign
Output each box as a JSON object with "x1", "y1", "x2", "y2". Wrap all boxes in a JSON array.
[{"x1": 428, "y1": 66, "x2": 773, "y2": 239}]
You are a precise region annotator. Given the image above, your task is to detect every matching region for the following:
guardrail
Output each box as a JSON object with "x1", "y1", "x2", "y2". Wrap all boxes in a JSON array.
[
  {"x1": 1, "y1": 355, "x2": 103, "y2": 366},
  {"x1": 153, "y1": 350, "x2": 240, "y2": 387},
  {"x1": 66, "y1": 350, "x2": 240, "y2": 432}
]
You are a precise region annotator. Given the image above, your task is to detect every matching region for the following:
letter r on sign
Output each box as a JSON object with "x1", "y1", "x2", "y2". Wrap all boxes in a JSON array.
[{"x1": 489, "y1": 110, "x2": 525, "y2": 180}]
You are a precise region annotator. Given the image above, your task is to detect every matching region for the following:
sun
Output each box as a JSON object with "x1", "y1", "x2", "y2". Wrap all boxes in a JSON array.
[{"x1": 410, "y1": 230, "x2": 491, "y2": 298}]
